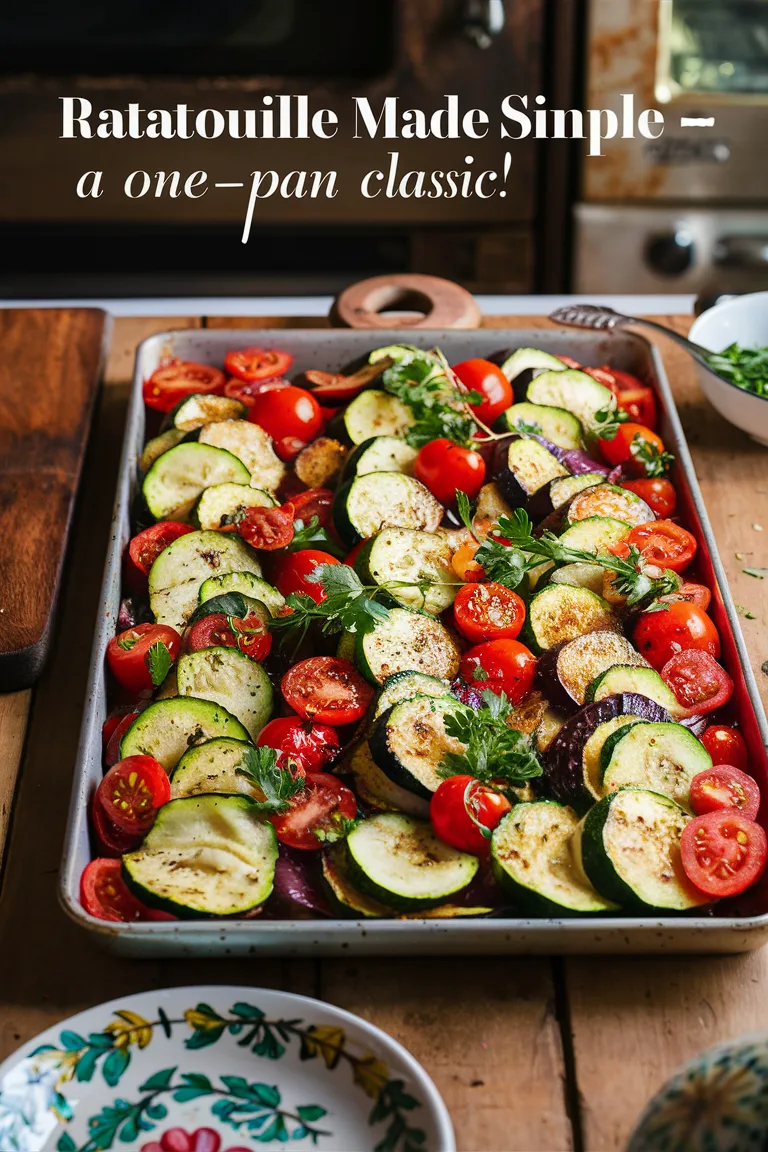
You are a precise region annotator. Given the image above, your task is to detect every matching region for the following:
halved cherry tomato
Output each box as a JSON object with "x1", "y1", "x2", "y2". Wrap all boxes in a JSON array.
[
  {"x1": 96, "y1": 755, "x2": 170, "y2": 836},
  {"x1": 107, "y1": 623, "x2": 181, "y2": 695},
  {"x1": 344, "y1": 538, "x2": 371, "y2": 568},
  {"x1": 271, "y1": 772, "x2": 357, "y2": 850},
  {"x1": 690, "y1": 766, "x2": 761, "y2": 821},
  {"x1": 223, "y1": 376, "x2": 289, "y2": 407},
  {"x1": 701, "y1": 725, "x2": 748, "y2": 771},
  {"x1": 680, "y1": 809, "x2": 767, "y2": 898},
  {"x1": 274, "y1": 549, "x2": 340, "y2": 603},
  {"x1": 660, "y1": 582, "x2": 712, "y2": 612},
  {"x1": 237, "y1": 503, "x2": 295, "y2": 550},
  {"x1": 186, "y1": 612, "x2": 272, "y2": 663},
  {"x1": 430, "y1": 775, "x2": 511, "y2": 856},
  {"x1": 414, "y1": 439, "x2": 486, "y2": 506},
  {"x1": 248, "y1": 386, "x2": 322, "y2": 461},
  {"x1": 633, "y1": 601, "x2": 720, "y2": 671},
  {"x1": 91, "y1": 794, "x2": 142, "y2": 857},
  {"x1": 453, "y1": 582, "x2": 526, "y2": 643},
  {"x1": 620, "y1": 478, "x2": 676, "y2": 518},
  {"x1": 598, "y1": 423, "x2": 667, "y2": 476},
  {"x1": 224, "y1": 346, "x2": 293, "y2": 383},
  {"x1": 281, "y1": 657, "x2": 374, "y2": 725},
  {"x1": 452, "y1": 540, "x2": 484, "y2": 582},
  {"x1": 102, "y1": 707, "x2": 135, "y2": 750},
  {"x1": 452, "y1": 359, "x2": 514, "y2": 426},
  {"x1": 105, "y1": 711, "x2": 140, "y2": 767},
  {"x1": 125, "y1": 522, "x2": 194, "y2": 592},
  {"x1": 81, "y1": 858, "x2": 164, "y2": 922},
  {"x1": 616, "y1": 386, "x2": 657, "y2": 429},
  {"x1": 291, "y1": 488, "x2": 334, "y2": 529},
  {"x1": 256, "y1": 716, "x2": 340, "y2": 774},
  {"x1": 143, "y1": 361, "x2": 225, "y2": 414},
  {"x1": 625, "y1": 520, "x2": 697, "y2": 573},
  {"x1": 661, "y1": 649, "x2": 733, "y2": 714},
  {"x1": 460, "y1": 639, "x2": 537, "y2": 703}
]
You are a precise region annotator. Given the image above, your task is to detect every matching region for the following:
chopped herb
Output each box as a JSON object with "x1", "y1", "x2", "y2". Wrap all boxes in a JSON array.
[
  {"x1": 705, "y1": 343, "x2": 768, "y2": 399},
  {"x1": 454, "y1": 488, "x2": 530, "y2": 590},
  {"x1": 514, "y1": 419, "x2": 543, "y2": 435},
  {"x1": 235, "y1": 746, "x2": 304, "y2": 812},
  {"x1": 381, "y1": 347, "x2": 481, "y2": 448},
  {"x1": 116, "y1": 630, "x2": 140, "y2": 651},
  {"x1": 440, "y1": 689, "x2": 543, "y2": 785},
  {"x1": 284, "y1": 515, "x2": 345, "y2": 558},
  {"x1": 630, "y1": 434, "x2": 675, "y2": 478},
  {"x1": 146, "y1": 641, "x2": 173, "y2": 686},
  {"x1": 735, "y1": 604, "x2": 757, "y2": 620},
  {"x1": 744, "y1": 567, "x2": 768, "y2": 579},
  {"x1": 313, "y1": 816, "x2": 359, "y2": 844},
  {"x1": 592, "y1": 403, "x2": 628, "y2": 441}
]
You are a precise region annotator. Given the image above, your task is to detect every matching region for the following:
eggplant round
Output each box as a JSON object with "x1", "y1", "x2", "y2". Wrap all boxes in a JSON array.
[{"x1": 535, "y1": 630, "x2": 651, "y2": 714}]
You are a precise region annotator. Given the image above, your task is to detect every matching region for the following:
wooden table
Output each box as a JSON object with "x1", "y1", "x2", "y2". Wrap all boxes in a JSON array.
[{"x1": 1, "y1": 312, "x2": 767, "y2": 1152}]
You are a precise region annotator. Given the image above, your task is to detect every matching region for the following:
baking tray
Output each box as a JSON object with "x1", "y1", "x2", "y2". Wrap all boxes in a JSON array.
[{"x1": 59, "y1": 327, "x2": 768, "y2": 957}]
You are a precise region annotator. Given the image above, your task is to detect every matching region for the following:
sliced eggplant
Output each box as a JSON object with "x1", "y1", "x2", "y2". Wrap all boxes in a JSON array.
[
  {"x1": 566, "y1": 484, "x2": 655, "y2": 528},
  {"x1": 293, "y1": 437, "x2": 348, "y2": 488},
  {"x1": 495, "y1": 437, "x2": 568, "y2": 514},
  {"x1": 535, "y1": 630, "x2": 650, "y2": 712}
]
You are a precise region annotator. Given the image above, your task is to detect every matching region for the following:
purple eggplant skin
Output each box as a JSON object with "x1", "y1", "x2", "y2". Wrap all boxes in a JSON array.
[
  {"x1": 544, "y1": 693, "x2": 673, "y2": 810},
  {"x1": 535, "y1": 643, "x2": 578, "y2": 715},
  {"x1": 559, "y1": 449, "x2": 613, "y2": 477},
  {"x1": 265, "y1": 846, "x2": 332, "y2": 919},
  {"x1": 118, "y1": 596, "x2": 152, "y2": 630},
  {"x1": 494, "y1": 440, "x2": 564, "y2": 519}
]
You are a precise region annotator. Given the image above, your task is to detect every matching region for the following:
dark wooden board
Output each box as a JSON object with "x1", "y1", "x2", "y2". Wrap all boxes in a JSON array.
[{"x1": 0, "y1": 308, "x2": 108, "y2": 690}]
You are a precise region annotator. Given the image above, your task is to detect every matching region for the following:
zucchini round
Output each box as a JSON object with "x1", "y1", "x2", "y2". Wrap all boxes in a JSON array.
[
  {"x1": 120, "y1": 697, "x2": 250, "y2": 773},
  {"x1": 142, "y1": 442, "x2": 251, "y2": 521},
  {"x1": 170, "y1": 737, "x2": 256, "y2": 799},
  {"x1": 355, "y1": 607, "x2": 461, "y2": 686},
  {"x1": 176, "y1": 646, "x2": 273, "y2": 742},
  {"x1": 354, "y1": 528, "x2": 459, "y2": 615},
  {"x1": 148, "y1": 530, "x2": 263, "y2": 632},
  {"x1": 369, "y1": 695, "x2": 465, "y2": 799},
  {"x1": 199, "y1": 570, "x2": 284, "y2": 617},
  {"x1": 523, "y1": 584, "x2": 620, "y2": 653},
  {"x1": 333, "y1": 472, "x2": 443, "y2": 546}
]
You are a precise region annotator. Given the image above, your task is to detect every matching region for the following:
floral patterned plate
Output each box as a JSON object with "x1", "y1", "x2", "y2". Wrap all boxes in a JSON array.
[{"x1": 0, "y1": 986, "x2": 454, "y2": 1152}]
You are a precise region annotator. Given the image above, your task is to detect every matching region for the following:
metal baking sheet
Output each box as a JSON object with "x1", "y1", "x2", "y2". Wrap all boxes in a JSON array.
[{"x1": 59, "y1": 327, "x2": 768, "y2": 957}]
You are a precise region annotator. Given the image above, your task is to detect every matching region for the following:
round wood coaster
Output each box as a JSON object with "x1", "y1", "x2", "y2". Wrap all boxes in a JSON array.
[{"x1": 330, "y1": 273, "x2": 482, "y2": 330}]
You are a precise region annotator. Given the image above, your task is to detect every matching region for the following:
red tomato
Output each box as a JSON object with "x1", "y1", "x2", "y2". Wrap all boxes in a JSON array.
[
  {"x1": 701, "y1": 725, "x2": 748, "y2": 771},
  {"x1": 617, "y1": 386, "x2": 657, "y2": 429},
  {"x1": 625, "y1": 520, "x2": 697, "y2": 573},
  {"x1": 271, "y1": 772, "x2": 357, "y2": 850},
  {"x1": 81, "y1": 858, "x2": 155, "y2": 922},
  {"x1": 237, "y1": 503, "x2": 295, "y2": 550},
  {"x1": 680, "y1": 809, "x2": 767, "y2": 898},
  {"x1": 620, "y1": 478, "x2": 676, "y2": 518},
  {"x1": 598, "y1": 422, "x2": 667, "y2": 475},
  {"x1": 105, "y1": 711, "x2": 140, "y2": 767},
  {"x1": 451, "y1": 541, "x2": 485, "y2": 583},
  {"x1": 609, "y1": 366, "x2": 648, "y2": 392},
  {"x1": 660, "y1": 582, "x2": 712, "y2": 612},
  {"x1": 125, "y1": 522, "x2": 194, "y2": 592},
  {"x1": 291, "y1": 488, "x2": 334, "y2": 529},
  {"x1": 91, "y1": 794, "x2": 142, "y2": 857},
  {"x1": 224, "y1": 347, "x2": 292, "y2": 383},
  {"x1": 460, "y1": 639, "x2": 537, "y2": 703},
  {"x1": 633, "y1": 602, "x2": 720, "y2": 671},
  {"x1": 102, "y1": 707, "x2": 135, "y2": 749},
  {"x1": 430, "y1": 775, "x2": 511, "y2": 856},
  {"x1": 453, "y1": 582, "x2": 526, "y2": 643},
  {"x1": 414, "y1": 439, "x2": 486, "y2": 506},
  {"x1": 344, "y1": 538, "x2": 371, "y2": 568},
  {"x1": 274, "y1": 550, "x2": 340, "y2": 603},
  {"x1": 690, "y1": 766, "x2": 761, "y2": 821},
  {"x1": 661, "y1": 650, "x2": 733, "y2": 714},
  {"x1": 223, "y1": 376, "x2": 289, "y2": 407},
  {"x1": 186, "y1": 612, "x2": 272, "y2": 663},
  {"x1": 281, "y1": 656, "x2": 374, "y2": 724},
  {"x1": 452, "y1": 358, "x2": 514, "y2": 426},
  {"x1": 256, "y1": 716, "x2": 340, "y2": 774},
  {"x1": 248, "y1": 386, "x2": 322, "y2": 460},
  {"x1": 96, "y1": 755, "x2": 170, "y2": 836},
  {"x1": 107, "y1": 624, "x2": 181, "y2": 695},
  {"x1": 143, "y1": 361, "x2": 225, "y2": 414}
]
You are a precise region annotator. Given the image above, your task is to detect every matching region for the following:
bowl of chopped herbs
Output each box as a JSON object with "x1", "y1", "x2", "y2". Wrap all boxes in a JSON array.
[{"x1": 690, "y1": 292, "x2": 768, "y2": 446}]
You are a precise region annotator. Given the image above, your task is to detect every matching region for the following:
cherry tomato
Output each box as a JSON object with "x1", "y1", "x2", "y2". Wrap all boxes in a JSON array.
[
  {"x1": 452, "y1": 358, "x2": 514, "y2": 426},
  {"x1": 344, "y1": 538, "x2": 371, "y2": 568},
  {"x1": 460, "y1": 639, "x2": 537, "y2": 703},
  {"x1": 616, "y1": 386, "x2": 657, "y2": 429},
  {"x1": 661, "y1": 650, "x2": 733, "y2": 714},
  {"x1": 80, "y1": 858, "x2": 158, "y2": 922},
  {"x1": 102, "y1": 707, "x2": 135, "y2": 750},
  {"x1": 248, "y1": 386, "x2": 322, "y2": 460},
  {"x1": 274, "y1": 549, "x2": 340, "y2": 603},
  {"x1": 453, "y1": 582, "x2": 526, "y2": 643},
  {"x1": 125, "y1": 522, "x2": 194, "y2": 592},
  {"x1": 186, "y1": 612, "x2": 272, "y2": 663},
  {"x1": 223, "y1": 376, "x2": 289, "y2": 407},
  {"x1": 660, "y1": 582, "x2": 712, "y2": 612},
  {"x1": 680, "y1": 809, "x2": 767, "y2": 898},
  {"x1": 91, "y1": 793, "x2": 142, "y2": 857},
  {"x1": 625, "y1": 520, "x2": 697, "y2": 573},
  {"x1": 143, "y1": 361, "x2": 225, "y2": 414},
  {"x1": 414, "y1": 439, "x2": 486, "y2": 506},
  {"x1": 271, "y1": 772, "x2": 357, "y2": 850},
  {"x1": 96, "y1": 755, "x2": 170, "y2": 836},
  {"x1": 633, "y1": 601, "x2": 720, "y2": 671},
  {"x1": 105, "y1": 711, "x2": 140, "y2": 767},
  {"x1": 256, "y1": 716, "x2": 341, "y2": 774},
  {"x1": 690, "y1": 766, "x2": 761, "y2": 822},
  {"x1": 452, "y1": 540, "x2": 485, "y2": 582},
  {"x1": 557, "y1": 355, "x2": 582, "y2": 369},
  {"x1": 609, "y1": 366, "x2": 648, "y2": 392},
  {"x1": 107, "y1": 623, "x2": 181, "y2": 695},
  {"x1": 291, "y1": 488, "x2": 334, "y2": 529},
  {"x1": 282, "y1": 657, "x2": 374, "y2": 725},
  {"x1": 237, "y1": 503, "x2": 295, "y2": 550},
  {"x1": 598, "y1": 422, "x2": 667, "y2": 475},
  {"x1": 620, "y1": 478, "x2": 676, "y2": 518},
  {"x1": 430, "y1": 775, "x2": 511, "y2": 856},
  {"x1": 702, "y1": 725, "x2": 748, "y2": 771},
  {"x1": 224, "y1": 347, "x2": 293, "y2": 382}
]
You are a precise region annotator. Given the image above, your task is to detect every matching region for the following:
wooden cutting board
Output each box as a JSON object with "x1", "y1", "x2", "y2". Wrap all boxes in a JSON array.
[{"x1": 0, "y1": 308, "x2": 108, "y2": 690}]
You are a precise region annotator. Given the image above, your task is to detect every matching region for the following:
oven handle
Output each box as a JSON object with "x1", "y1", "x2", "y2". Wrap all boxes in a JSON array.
[
  {"x1": 462, "y1": 0, "x2": 505, "y2": 48},
  {"x1": 713, "y1": 235, "x2": 768, "y2": 269}
]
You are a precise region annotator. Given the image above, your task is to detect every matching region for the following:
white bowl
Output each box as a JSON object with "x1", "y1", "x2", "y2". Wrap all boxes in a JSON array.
[{"x1": 689, "y1": 292, "x2": 768, "y2": 447}]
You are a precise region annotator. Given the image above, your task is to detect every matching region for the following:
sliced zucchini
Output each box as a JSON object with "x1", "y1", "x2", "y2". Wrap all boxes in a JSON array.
[
  {"x1": 348, "y1": 741, "x2": 430, "y2": 816},
  {"x1": 472, "y1": 482, "x2": 514, "y2": 541},
  {"x1": 122, "y1": 794, "x2": 277, "y2": 917},
  {"x1": 577, "y1": 788, "x2": 708, "y2": 911},
  {"x1": 355, "y1": 607, "x2": 461, "y2": 686},
  {"x1": 333, "y1": 472, "x2": 443, "y2": 546},
  {"x1": 142, "y1": 443, "x2": 251, "y2": 521},
  {"x1": 176, "y1": 646, "x2": 273, "y2": 741},
  {"x1": 496, "y1": 437, "x2": 568, "y2": 510},
  {"x1": 149, "y1": 531, "x2": 263, "y2": 632},
  {"x1": 346, "y1": 812, "x2": 479, "y2": 910},
  {"x1": 550, "y1": 473, "x2": 605, "y2": 511},
  {"x1": 497, "y1": 402, "x2": 583, "y2": 450},
  {"x1": 199, "y1": 570, "x2": 284, "y2": 617},
  {"x1": 120, "y1": 697, "x2": 250, "y2": 772},
  {"x1": 543, "y1": 630, "x2": 649, "y2": 709},
  {"x1": 336, "y1": 631, "x2": 357, "y2": 662},
  {"x1": 549, "y1": 562, "x2": 606, "y2": 595},
  {"x1": 369, "y1": 695, "x2": 464, "y2": 799},
  {"x1": 294, "y1": 437, "x2": 348, "y2": 488},
  {"x1": 340, "y1": 390, "x2": 413, "y2": 445},
  {"x1": 524, "y1": 584, "x2": 620, "y2": 653},
  {"x1": 373, "y1": 671, "x2": 452, "y2": 720},
  {"x1": 582, "y1": 716, "x2": 645, "y2": 800},
  {"x1": 527, "y1": 368, "x2": 615, "y2": 431},
  {"x1": 354, "y1": 528, "x2": 458, "y2": 615},
  {"x1": 491, "y1": 801, "x2": 617, "y2": 915},
  {"x1": 322, "y1": 844, "x2": 391, "y2": 917},
  {"x1": 566, "y1": 483, "x2": 655, "y2": 528},
  {"x1": 344, "y1": 435, "x2": 419, "y2": 478},
  {"x1": 499, "y1": 347, "x2": 568, "y2": 382},
  {"x1": 557, "y1": 516, "x2": 632, "y2": 555},
  {"x1": 198, "y1": 420, "x2": 285, "y2": 492},
  {"x1": 139, "y1": 428, "x2": 186, "y2": 474},
  {"x1": 169, "y1": 393, "x2": 247, "y2": 432},
  {"x1": 193, "y1": 483, "x2": 275, "y2": 531},
  {"x1": 601, "y1": 722, "x2": 712, "y2": 810},
  {"x1": 586, "y1": 664, "x2": 688, "y2": 720},
  {"x1": 170, "y1": 736, "x2": 255, "y2": 799}
]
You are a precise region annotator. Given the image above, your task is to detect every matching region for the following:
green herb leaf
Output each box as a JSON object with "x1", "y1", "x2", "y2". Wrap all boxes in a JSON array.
[
  {"x1": 440, "y1": 690, "x2": 543, "y2": 784},
  {"x1": 235, "y1": 746, "x2": 304, "y2": 812},
  {"x1": 473, "y1": 536, "x2": 530, "y2": 590},
  {"x1": 285, "y1": 515, "x2": 345, "y2": 559},
  {"x1": 591, "y1": 403, "x2": 628, "y2": 441},
  {"x1": 381, "y1": 347, "x2": 479, "y2": 447},
  {"x1": 146, "y1": 641, "x2": 173, "y2": 687},
  {"x1": 735, "y1": 604, "x2": 757, "y2": 620},
  {"x1": 629, "y1": 434, "x2": 675, "y2": 478},
  {"x1": 117, "y1": 630, "x2": 141, "y2": 651},
  {"x1": 744, "y1": 566, "x2": 768, "y2": 579},
  {"x1": 189, "y1": 592, "x2": 249, "y2": 624},
  {"x1": 513, "y1": 419, "x2": 543, "y2": 435},
  {"x1": 705, "y1": 343, "x2": 768, "y2": 399},
  {"x1": 271, "y1": 564, "x2": 392, "y2": 647},
  {"x1": 455, "y1": 490, "x2": 475, "y2": 537}
]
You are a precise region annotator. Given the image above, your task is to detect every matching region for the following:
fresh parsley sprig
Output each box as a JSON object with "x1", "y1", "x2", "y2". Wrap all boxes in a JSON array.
[
  {"x1": 235, "y1": 745, "x2": 305, "y2": 812},
  {"x1": 284, "y1": 514, "x2": 346, "y2": 559},
  {"x1": 146, "y1": 641, "x2": 173, "y2": 687},
  {"x1": 455, "y1": 490, "x2": 531, "y2": 591},
  {"x1": 441, "y1": 690, "x2": 543, "y2": 785},
  {"x1": 592, "y1": 403, "x2": 629, "y2": 441},
  {"x1": 381, "y1": 348, "x2": 481, "y2": 448},
  {"x1": 269, "y1": 564, "x2": 392, "y2": 649},
  {"x1": 630, "y1": 435, "x2": 675, "y2": 478}
]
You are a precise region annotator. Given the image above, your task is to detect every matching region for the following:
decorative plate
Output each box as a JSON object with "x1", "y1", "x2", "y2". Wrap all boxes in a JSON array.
[{"x1": 0, "y1": 986, "x2": 454, "y2": 1152}]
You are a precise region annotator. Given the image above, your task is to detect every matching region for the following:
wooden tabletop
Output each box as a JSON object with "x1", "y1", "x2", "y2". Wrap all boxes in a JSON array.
[{"x1": 1, "y1": 312, "x2": 767, "y2": 1152}]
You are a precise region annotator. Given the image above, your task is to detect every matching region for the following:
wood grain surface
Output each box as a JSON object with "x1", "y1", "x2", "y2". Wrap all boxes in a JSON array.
[{"x1": 0, "y1": 311, "x2": 766, "y2": 1152}]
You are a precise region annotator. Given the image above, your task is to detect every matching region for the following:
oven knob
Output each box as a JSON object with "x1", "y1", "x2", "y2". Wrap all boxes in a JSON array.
[{"x1": 644, "y1": 230, "x2": 695, "y2": 276}]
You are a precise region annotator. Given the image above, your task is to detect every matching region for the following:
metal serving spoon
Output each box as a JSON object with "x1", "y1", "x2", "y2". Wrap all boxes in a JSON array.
[{"x1": 548, "y1": 303, "x2": 726, "y2": 384}]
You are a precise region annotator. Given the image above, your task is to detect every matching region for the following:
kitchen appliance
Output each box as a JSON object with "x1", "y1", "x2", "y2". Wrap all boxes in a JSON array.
[{"x1": 575, "y1": 0, "x2": 768, "y2": 294}]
